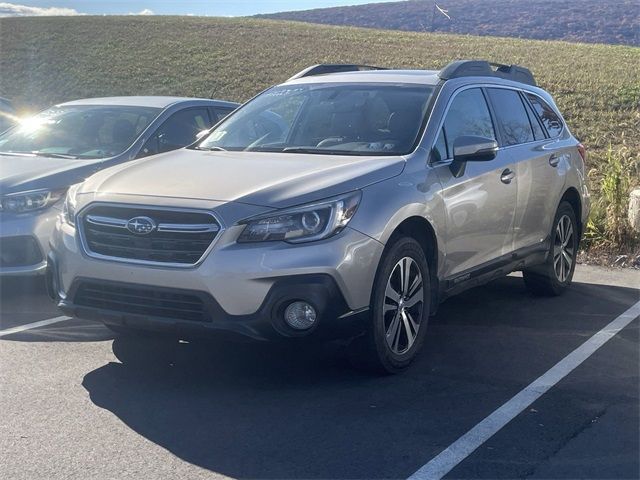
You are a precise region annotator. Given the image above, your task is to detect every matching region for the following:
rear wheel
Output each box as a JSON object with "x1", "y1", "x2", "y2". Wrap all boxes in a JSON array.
[
  {"x1": 349, "y1": 236, "x2": 430, "y2": 374},
  {"x1": 523, "y1": 201, "x2": 578, "y2": 296}
]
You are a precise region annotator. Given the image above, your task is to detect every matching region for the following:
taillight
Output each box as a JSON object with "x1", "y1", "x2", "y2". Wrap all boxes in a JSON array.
[{"x1": 577, "y1": 143, "x2": 587, "y2": 162}]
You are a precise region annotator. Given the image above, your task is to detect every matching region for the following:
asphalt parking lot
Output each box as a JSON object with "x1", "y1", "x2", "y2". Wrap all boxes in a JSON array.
[{"x1": 0, "y1": 265, "x2": 638, "y2": 479}]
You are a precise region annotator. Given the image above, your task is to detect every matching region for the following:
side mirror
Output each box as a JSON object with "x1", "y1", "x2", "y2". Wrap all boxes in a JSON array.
[{"x1": 450, "y1": 136, "x2": 498, "y2": 177}]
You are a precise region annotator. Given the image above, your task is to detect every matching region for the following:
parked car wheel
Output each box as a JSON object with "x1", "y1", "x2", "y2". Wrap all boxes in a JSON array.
[
  {"x1": 523, "y1": 201, "x2": 578, "y2": 296},
  {"x1": 350, "y1": 236, "x2": 430, "y2": 374}
]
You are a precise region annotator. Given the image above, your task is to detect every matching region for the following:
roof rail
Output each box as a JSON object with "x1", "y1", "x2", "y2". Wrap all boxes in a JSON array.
[
  {"x1": 287, "y1": 64, "x2": 388, "y2": 82},
  {"x1": 438, "y1": 60, "x2": 537, "y2": 86}
]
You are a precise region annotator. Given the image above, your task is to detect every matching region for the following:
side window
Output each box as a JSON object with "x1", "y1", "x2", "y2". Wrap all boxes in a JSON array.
[
  {"x1": 526, "y1": 93, "x2": 563, "y2": 138},
  {"x1": 487, "y1": 88, "x2": 534, "y2": 146},
  {"x1": 521, "y1": 94, "x2": 545, "y2": 140},
  {"x1": 432, "y1": 128, "x2": 448, "y2": 162},
  {"x1": 443, "y1": 88, "x2": 495, "y2": 154},
  {"x1": 211, "y1": 107, "x2": 234, "y2": 123},
  {"x1": 140, "y1": 108, "x2": 212, "y2": 157}
]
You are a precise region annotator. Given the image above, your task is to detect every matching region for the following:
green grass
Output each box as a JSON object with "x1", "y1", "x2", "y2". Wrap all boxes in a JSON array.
[{"x1": 1, "y1": 16, "x2": 638, "y2": 253}]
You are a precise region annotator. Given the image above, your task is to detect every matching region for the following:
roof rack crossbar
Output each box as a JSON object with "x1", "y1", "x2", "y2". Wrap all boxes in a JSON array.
[
  {"x1": 287, "y1": 64, "x2": 389, "y2": 82},
  {"x1": 438, "y1": 60, "x2": 537, "y2": 86}
]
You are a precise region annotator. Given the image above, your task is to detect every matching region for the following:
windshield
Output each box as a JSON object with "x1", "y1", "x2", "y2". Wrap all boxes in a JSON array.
[
  {"x1": 196, "y1": 83, "x2": 435, "y2": 156},
  {"x1": 0, "y1": 105, "x2": 161, "y2": 159}
]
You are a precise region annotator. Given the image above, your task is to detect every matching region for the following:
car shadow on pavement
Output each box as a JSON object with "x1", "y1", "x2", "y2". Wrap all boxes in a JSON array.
[
  {"x1": 81, "y1": 275, "x2": 639, "y2": 479},
  {"x1": 0, "y1": 276, "x2": 116, "y2": 342},
  {"x1": 2, "y1": 319, "x2": 116, "y2": 342}
]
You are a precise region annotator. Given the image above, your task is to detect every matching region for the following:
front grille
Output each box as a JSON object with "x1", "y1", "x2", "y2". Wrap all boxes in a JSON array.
[
  {"x1": 74, "y1": 281, "x2": 211, "y2": 322},
  {"x1": 80, "y1": 205, "x2": 220, "y2": 265}
]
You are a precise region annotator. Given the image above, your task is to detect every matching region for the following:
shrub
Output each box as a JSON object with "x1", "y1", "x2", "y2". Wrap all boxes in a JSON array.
[{"x1": 585, "y1": 142, "x2": 639, "y2": 250}]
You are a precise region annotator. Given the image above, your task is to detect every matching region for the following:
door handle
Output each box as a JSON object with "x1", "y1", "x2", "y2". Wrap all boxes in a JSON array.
[
  {"x1": 549, "y1": 154, "x2": 560, "y2": 167},
  {"x1": 500, "y1": 168, "x2": 515, "y2": 184}
]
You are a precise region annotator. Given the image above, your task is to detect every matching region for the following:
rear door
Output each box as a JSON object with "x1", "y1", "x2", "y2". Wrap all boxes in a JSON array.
[
  {"x1": 486, "y1": 88, "x2": 566, "y2": 252},
  {"x1": 431, "y1": 87, "x2": 518, "y2": 278}
]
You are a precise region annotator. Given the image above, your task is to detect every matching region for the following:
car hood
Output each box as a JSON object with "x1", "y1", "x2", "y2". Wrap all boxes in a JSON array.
[
  {"x1": 0, "y1": 154, "x2": 104, "y2": 194},
  {"x1": 80, "y1": 149, "x2": 406, "y2": 209}
]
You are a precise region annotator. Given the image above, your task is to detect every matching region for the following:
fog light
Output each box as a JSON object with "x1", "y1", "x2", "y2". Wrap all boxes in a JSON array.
[{"x1": 284, "y1": 301, "x2": 317, "y2": 330}]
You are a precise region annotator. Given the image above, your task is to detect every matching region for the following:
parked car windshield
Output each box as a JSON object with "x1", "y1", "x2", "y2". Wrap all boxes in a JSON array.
[
  {"x1": 0, "y1": 105, "x2": 161, "y2": 159},
  {"x1": 196, "y1": 83, "x2": 435, "y2": 156}
]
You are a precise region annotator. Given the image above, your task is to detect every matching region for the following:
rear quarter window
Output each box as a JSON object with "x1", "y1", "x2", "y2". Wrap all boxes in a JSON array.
[{"x1": 526, "y1": 93, "x2": 564, "y2": 138}]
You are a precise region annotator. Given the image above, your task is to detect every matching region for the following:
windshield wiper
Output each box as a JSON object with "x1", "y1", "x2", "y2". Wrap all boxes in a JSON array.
[
  {"x1": 282, "y1": 147, "x2": 336, "y2": 154},
  {"x1": 281, "y1": 147, "x2": 368, "y2": 156},
  {"x1": 193, "y1": 146, "x2": 227, "y2": 152},
  {"x1": 0, "y1": 151, "x2": 29, "y2": 157},
  {"x1": 31, "y1": 151, "x2": 80, "y2": 159}
]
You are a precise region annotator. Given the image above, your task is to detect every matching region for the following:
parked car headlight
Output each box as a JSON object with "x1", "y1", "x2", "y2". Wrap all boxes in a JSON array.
[
  {"x1": 61, "y1": 184, "x2": 81, "y2": 226},
  {"x1": 238, "y1": 191, "x2": 361, "y2": 243},
  {"x1": 0, "y1": 189, "x2": 66, "y2": 214}
]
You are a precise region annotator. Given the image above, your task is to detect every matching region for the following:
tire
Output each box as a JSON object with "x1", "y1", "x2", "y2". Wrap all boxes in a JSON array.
[
  {"x1": 109, "y1": 326, "x2": 176, "y2": 368},
  {"x1": 523, "y1": 201, "x2": 578, "y2": 296},
  {"x1": 349, "y1": 236, "x2": 431, "y2": 374}
]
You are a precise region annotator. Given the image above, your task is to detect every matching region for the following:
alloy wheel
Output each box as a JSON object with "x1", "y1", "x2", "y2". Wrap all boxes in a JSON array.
[
  {"x1": 383, "y1": 256, "x2": 424, "y2": 355},
  {"x1": 553, "y1": 214, "x2": 574, "y2": 282}
]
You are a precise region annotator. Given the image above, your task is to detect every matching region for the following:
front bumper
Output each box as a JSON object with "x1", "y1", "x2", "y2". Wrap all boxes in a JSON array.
[
  {"x1": 0, "y1": 208, "x2": 59, "y2": 276},
  {"x1": 49, "y1": 219, "x2": 383, "y2": 341}
]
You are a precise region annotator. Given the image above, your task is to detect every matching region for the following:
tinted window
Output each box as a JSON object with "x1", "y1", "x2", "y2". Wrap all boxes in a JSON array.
[
  {"x1": 443, "y1": 88, "x2": 495, "y2": 154},
  {"x1": 198, "y1": 84, "x2": 435, "y2": 156},
  {"x1": 142, "y1": 107, "x2": 212, "y2": 156},
  {"x1": 526, "y1": 93, "x2": 563, "y2": 137},
  {"x1": 212, "y1": 107, "x2": 234, "y2": 122},
  {"x1": 487, "y1": 88, "x2": 534, "y2": 146},
  {"x1": 522, "y1": 96, "x2": 545, "y2": 140}
]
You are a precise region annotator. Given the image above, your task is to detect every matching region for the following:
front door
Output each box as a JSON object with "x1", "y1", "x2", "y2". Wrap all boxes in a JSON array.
[{"x1": 431, "y1": 87, "x2": 517, "y2": 279}]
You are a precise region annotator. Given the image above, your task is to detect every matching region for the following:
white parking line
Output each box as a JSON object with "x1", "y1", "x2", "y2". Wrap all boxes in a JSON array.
[
  {"x1": 409, "y1": 299, "x2": 640, "y2": 480},
  {"x1": 0, "y1": 316, "x2": 71, "y2": 338}
]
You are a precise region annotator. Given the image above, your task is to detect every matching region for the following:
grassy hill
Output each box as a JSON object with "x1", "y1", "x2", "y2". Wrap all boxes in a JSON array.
[
  {"x1": 258, "y1": 0, "x2": 640, "y2": 46},
  {"x1": 0, "y1": 16, "x2": 638, "y2": 254}
]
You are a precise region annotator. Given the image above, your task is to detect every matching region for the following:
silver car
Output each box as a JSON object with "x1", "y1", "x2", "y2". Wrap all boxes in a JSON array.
[
  {"x1": 0, "y1": 96, "x2": 238, "y2": 276},
  {"x1": 48, "y1": 61, "x2": 590, "y2": 373}
]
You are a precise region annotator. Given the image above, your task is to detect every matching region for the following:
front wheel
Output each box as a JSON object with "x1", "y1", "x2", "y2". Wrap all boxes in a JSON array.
[
  {"x1": 349, "y1": 236, "x2": 430, "y2": 374},
  {"x1": 523, "y1": 201, "x2": 578, "y2": 296}
]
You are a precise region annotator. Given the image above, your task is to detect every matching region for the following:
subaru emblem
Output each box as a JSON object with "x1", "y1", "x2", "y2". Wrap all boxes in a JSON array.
[{"x1": 126, "y1": 216, "x2": 156, "y2": 235}]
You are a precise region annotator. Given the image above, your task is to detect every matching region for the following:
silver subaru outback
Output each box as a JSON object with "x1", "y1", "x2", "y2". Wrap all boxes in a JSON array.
[{"x1": 48, "y1": 61, "x2": 590, "y2": 373}]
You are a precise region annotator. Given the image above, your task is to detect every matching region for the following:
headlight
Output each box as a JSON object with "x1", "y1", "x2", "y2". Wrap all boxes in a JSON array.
[
  {"x1": 238, "y1": 191, "x2": 361, "y2": 243},
  {"x1": 0, "y1": 189, "x2": 66, "y2": 214},
  {"x1": 61, "y1": 184, "x2": 81, "y2": 226}
]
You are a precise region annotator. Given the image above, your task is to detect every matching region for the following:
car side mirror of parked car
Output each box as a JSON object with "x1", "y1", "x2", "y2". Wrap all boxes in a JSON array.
[{"x1": 450, "y1": 136, "x2": 499, "y2": 177}]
